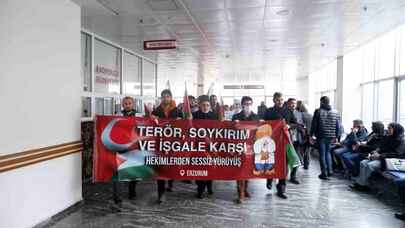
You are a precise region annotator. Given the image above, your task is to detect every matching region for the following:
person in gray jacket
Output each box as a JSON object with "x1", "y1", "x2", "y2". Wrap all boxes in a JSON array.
[{"x1": 310, "y1": 96, "x2": 341, "y2": 180}]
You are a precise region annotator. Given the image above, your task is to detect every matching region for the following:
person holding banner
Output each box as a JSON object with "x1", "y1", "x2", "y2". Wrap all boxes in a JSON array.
[
  {"x1": 112, "y1": 96, "x2": 138, "y2": 207},
  {"x1": 264, "y1": 92, "x2": 297, "y2": 199},
  {"x1": 232, "y1": 96, "x2": 259, "y2": 203},
  {"x1": 151, "y1": 89, "x2": 182, "y2": 203},
  {"x1": 192, "y1": 95, "x2": 218, "y2": 199}
]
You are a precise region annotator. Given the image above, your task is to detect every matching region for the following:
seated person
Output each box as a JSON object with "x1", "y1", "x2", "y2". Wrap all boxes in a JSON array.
[
  {"x1": 333, "y1": 119, "x2": 368, "y2": 170},
  {"x1": 341, "y1": 121, "x2": 385, "y2": 176},
  {"x1": 350, "y1": 123, "x2": 405, "y2": 191}
]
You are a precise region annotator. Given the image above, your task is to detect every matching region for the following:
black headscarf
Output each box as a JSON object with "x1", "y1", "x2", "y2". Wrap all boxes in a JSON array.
[{"x1": 388, "y1": 123, "x2": 404, "y2": 139}]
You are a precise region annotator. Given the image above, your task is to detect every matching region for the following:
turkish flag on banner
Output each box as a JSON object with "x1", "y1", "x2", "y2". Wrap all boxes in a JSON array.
[{"x1": 93, "y1": 116, "x2": 288, "y2": 182}]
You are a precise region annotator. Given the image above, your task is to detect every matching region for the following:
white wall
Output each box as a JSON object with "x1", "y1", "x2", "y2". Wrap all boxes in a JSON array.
[
  {"x1": 0, "y1": 0, "x2": 82, "y2": 227},
  {"x1": 296, "y1": 76, "x2": 309, "y2": 107}
]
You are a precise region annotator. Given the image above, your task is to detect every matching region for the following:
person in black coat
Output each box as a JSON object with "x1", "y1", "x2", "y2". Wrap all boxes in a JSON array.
[
  {"x1": 232, "y1": 96, "x2": 259, "y2": 203},
  {"x1": 193, "y1": 95, "x2": 218, "y2": 198},
  {"x1": 112, "y1": 97, "x2": 138, "y2": 208},
  {"x1": 151, "y1": 89, "x2": 182, "y2": 204},
  {"x1": 263, "y1": 92, "x2": 297, "y2": 199}
]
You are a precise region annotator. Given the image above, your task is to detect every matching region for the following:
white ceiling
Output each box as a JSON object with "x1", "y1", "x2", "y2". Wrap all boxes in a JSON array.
[{"x1": 74, "y1": 0, "x2": 405, "y2": 94}]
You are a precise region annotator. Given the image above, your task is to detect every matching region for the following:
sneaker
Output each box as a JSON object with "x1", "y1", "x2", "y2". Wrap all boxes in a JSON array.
[
  {"x1": 207, "y1": 189, "x2": 213, "y2": 195},
  {"x1": 289, "y1": 179, "x2": 300, "y2": 185},
  {"x1": 276, "y1": 192, "x2": 288, "y2": 199},
  {"x1": 166, "y1": 187, "x2": 173, "y2": 192},
  {"x1": 349, "y1": 183, "x2": 370, "y2": 192},
  {"x1": 196, "y1": 192, "x2": 203, "y2": 199},
  {"x1": 318, "y1": 174, "x2": 329, "y2": 180},
  {"x1": 266, "y1": 180, "x2": 272, "y2": 190}
]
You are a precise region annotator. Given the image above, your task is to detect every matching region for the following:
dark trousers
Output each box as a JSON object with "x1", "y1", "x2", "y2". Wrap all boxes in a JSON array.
[
  {"x1": 267, "y1": 179, "x2": 286, "y2": 193},
  {"x1": 157, "y1": 180, "x2": 173, "y2": 199},
  {"x1": 290, "y1": 167, "x2": 298, "y2": 180},
  {"x1": 113, "y1": 180, "x2": 137, "y2": 203},
  {"x1": 267, "y1": 156, "x2": 288, "y2": 193},
  {"x1": 196, "y1": 180, "x2": 213, "y2": 195},
  {"x1": 395, "y1": 178, "x2": 405, "y2": 203},
  {"x1": 298, "y1": 142, "x2": 311, "y2": 169}
]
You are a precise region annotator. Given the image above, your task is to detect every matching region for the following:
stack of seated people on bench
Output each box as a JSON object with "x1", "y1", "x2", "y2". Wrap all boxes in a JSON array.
[{"x1": 330, "y1": 120, "x2": 405, "y2": 220}]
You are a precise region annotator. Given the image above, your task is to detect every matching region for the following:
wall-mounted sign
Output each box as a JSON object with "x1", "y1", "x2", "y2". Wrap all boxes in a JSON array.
[
  {"x1": 144, "y1": 39, "x2": 177, "y2": 50},
  {"x1": 224, "y1": 85, "x2": 265, "y2": 89}
]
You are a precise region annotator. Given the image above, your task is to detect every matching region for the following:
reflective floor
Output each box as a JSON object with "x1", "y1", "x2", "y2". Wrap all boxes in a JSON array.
[{"x1": 37, "y1": 160, "x2": 404, "y2": 228}]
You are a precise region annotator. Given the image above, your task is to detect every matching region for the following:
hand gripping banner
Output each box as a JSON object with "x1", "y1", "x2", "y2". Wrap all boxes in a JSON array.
[{"x1": 93, "y1": 116, "x2": 288, "y2": 181}]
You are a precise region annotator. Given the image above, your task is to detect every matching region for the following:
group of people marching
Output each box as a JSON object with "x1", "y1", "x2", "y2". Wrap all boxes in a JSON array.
[{"x1": 111, "y1": 88, "x2": 405, "y2": 221}]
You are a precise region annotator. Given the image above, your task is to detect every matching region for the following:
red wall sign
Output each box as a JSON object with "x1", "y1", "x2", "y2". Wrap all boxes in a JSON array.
[{"x1": 144, "y1": 39, "x2": 177, "y2": 50}]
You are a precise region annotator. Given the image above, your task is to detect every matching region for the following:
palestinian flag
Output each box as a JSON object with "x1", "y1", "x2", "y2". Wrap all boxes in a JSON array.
[
  {"x1": 116, "y1": 150, "x2": 156, "y2": 180},
  {"x1": 286, "y1": 143, "x2": 301, "y2": 170}
]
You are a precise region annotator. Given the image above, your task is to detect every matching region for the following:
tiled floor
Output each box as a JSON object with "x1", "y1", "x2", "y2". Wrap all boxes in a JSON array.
[{"x1": 38, "y1": 161, "x2": 404, "y2": 228}]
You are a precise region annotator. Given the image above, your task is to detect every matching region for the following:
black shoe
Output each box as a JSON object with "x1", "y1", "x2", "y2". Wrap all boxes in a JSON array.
[
  {"x1": 196, "y1": 192, "x2": 203, "y2": 199},
  {"x1": 349, "y1": 183, "x2": 370, "y2": 192},
  {"x1": 289, "y1": 179, "x2": 300, "y2": 185},
  {"x1": 165, "y1": 187, "x2": 173, "y2": 192},
  {"x1": 395, "y1": 212, "x2": 405, "y2": 221},
  {"x1": 207, "y1": 189, "x2": 213, "y2": 195},
  {"x1": 266, "y1": 179, "x2": 272, "y2": 190},
  {"x1": 327, "y1": 172, "x2": 333, "y2": 177},
  {"x1": 128, "y1": 191, "x2": 136, "y2": 200},
  {"x1": 318, "y1": 174, "x2": 329, "y2": 180},
  {"x1": 113, "y1": 198, "x2": 122, "y2": 205},
  {"x1": 276, "y1": 192, "x2": 288, "y2": 199},
  {"x1": 303, "y1": 166, "x2": 309, "y2": 170},
  {"x1": 234, "y1": 198, "x2": 242, "y2": 204}
]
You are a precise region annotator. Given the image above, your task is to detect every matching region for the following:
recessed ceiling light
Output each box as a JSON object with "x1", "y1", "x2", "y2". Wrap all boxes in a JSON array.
[{"x1": 276, "y1": 9, "x2": 289, "y2": 16}]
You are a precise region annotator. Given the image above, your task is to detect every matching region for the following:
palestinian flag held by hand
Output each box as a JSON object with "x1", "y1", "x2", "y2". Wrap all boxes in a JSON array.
[
  {"x1": 286, "y1": 143, "x2": 301, "y2": 170},
  {"x1": 182, "y1": 82, "x2": 192, "y2": 120},
  {"x1": 116, "y1": 150, "x2": 156, "y2": 180}
]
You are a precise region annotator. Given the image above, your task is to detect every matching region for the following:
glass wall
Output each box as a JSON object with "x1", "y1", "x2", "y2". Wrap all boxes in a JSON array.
[
  {"x1": 123, "y1": 51, "x2": 142, "y2": 95},
  {"x1": 399, "y1": 80, "x2": 405, "y2": 126},
  {"x1": 94, "y1": 38, "x2": 121, "y2": 94},
  {"x1": 81, "y1": 31, "x2": 158, "y2": 120},
  {"x1": 81, "y1": 33, "x2": 92, "y2": 92},
  {"x1": 142, "y1": 60, "x2": 157, "y2": 97},
  {"x1": 309, "y1": 60, "x2": 337, "y2": 111},
  {"x1": 342, "y1": 23, "x2": 405, "y2": 129}
]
